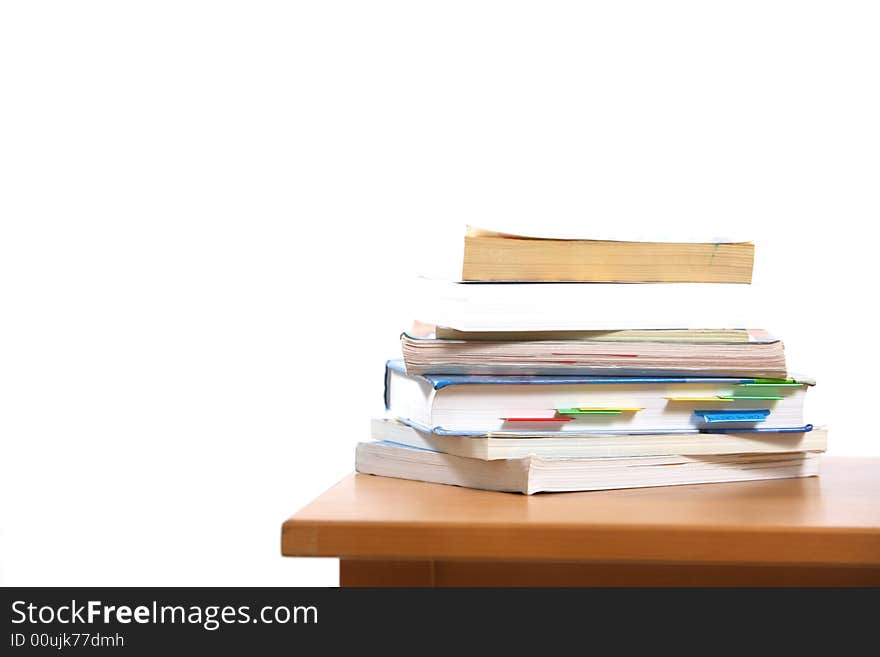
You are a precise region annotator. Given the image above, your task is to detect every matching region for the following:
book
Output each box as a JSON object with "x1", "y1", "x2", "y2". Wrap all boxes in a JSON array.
[
  {"x1": 385, "y1": 360, "x2": 812, "y2": 433},
  {"x1": 433, "y1": 327, "x2": 754, "y2": 342},
  {"x1": 462, "y1": 226, "x2": 755, "y2": 283},
  {"x1": 355, "y1": 441, "x2": 819, "y2": 494},
  {"x1": 411, "y1": 278, "x2": 759, "y2": 331},
  {"x1": 401, "y1": 327, "x2": 786, "y2": 378},
  {"x1": 372, "y1": 418, "x2": 826, "y2": 460}
]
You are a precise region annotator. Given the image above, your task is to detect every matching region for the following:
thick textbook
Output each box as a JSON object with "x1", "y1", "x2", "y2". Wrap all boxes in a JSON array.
[
  {"x1": 372, "y1": 418, "x2": 826, "y2": 460},
  {"x1": 461, "y1": 226, "x2": 755, "y2": 283},
  {"x1": 401, "y1": 327, "x2": 786, "y2": 378},
  {"x1": 355, "y1": 441, "x2": 819, "y2": 494},
  {"x1": 385, "y1": 360, "x2": 812, "y2": 433}
]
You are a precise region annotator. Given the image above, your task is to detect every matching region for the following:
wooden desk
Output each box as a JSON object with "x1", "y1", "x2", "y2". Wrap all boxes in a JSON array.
[{"x1": 282, "y1": 457, "x2": 880, "y2": 586}]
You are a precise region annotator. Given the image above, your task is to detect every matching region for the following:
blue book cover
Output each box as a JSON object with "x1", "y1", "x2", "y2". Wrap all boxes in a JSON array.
[
  {"x1": 395, "y1": 415, "x2": 814, "y2": 437},
  {"x1": 386, "y1": 359, "x2": 810, "y2": 391},
  {"x1": 384, "y1": 360, "x2": 813, "y2": 435}
]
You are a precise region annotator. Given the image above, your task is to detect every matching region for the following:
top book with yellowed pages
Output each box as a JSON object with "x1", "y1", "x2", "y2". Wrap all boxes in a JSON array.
[{"x1": 461, "y1": 226, "x2": 755, "y2": 283}]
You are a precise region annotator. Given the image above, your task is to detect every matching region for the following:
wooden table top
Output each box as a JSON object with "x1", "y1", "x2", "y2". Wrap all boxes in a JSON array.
[{"x1": 282, "y1": 457, "x2": 880, "y2": 566}]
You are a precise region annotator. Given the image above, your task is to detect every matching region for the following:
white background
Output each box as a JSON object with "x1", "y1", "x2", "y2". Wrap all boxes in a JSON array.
[{"x1": 1, "y1": 1, "x2": 878, "y2": 586}]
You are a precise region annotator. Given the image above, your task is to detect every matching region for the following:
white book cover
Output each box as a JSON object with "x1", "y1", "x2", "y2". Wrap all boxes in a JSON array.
[
  {"x1": 409, "y1": 277, "x2": 760, "y2": 331},
  {"x1": 356, "y1": 441, "x2": 821, "y2": 495},
  {"x1": 372, "y1": 418, "x2": 828, "y2": 461}
]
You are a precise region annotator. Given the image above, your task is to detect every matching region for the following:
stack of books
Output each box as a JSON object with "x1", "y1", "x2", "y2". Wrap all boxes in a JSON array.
[{"x1": 357, "y1": 227, "x2": 826, "y2": 494}]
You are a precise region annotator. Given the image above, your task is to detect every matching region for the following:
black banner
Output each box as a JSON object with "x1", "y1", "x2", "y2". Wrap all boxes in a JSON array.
[{"x1": 2, "y1": 588, "x2": 876, "y2": 654}]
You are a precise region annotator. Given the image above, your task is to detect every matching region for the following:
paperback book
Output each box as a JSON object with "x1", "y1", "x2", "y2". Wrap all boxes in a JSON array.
[{"x1": 356, "y1": 441, "x2": 819, "y2": 495}]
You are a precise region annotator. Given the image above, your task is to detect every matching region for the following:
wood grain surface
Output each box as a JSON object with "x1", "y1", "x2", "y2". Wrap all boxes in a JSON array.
[{"x1": 282, "y1": 457, "x2": 880, "y2": 567}]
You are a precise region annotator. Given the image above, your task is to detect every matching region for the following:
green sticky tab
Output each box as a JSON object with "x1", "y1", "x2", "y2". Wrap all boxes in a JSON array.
[
  {"x1": 556, "y1": 408, "x2": 622, "y2": 415},
  {"x1": 720, "y1": 395, "x2": 785, "y2": 401}
]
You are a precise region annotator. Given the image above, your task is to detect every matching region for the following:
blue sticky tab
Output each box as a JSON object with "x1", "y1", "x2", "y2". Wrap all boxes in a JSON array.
[{"x1": 694, "y1": 409, "x2": 770, "y2": 423}]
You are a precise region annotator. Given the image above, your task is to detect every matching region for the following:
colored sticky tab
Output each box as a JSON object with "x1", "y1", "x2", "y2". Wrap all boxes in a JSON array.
[
  {"x1": 502, "y1": 417, "x2": 572, "y2": 422},
  {"x1": 719, "y1": 394, "x2": 784, "y2": 401},
  {"x1": 753, "y1": 378, "x2": 798, "y2": 384},
  {"x1": 556, "y1": 408, "x2": 643, "y2": 415},
  {"x1": 694, "y1": 409, "x2": 770, "y2": 423},
  {"x1": 666, "y1": 396, "x2": 733, "y2": 403},
  {"x1": 580, "y1": 407, "x2": 643, "y2": 412},
  {"x1": 556, "y1": 408, "x2": 620, "y2": 415},
  {"x1": 557, "y1": 408, "x2": 620, "y2": 415}
]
